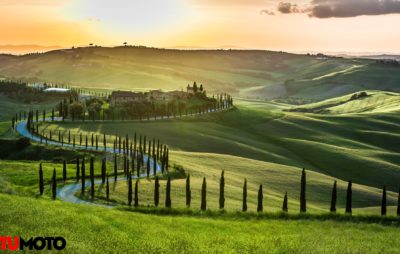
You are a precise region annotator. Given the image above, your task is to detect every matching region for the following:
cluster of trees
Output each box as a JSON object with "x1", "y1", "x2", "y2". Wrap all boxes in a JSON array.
[
  {"x1": 0, "y1": 80, "x2": 76, "y2": 103},
  {"x1": 67, "y1": 94, "x2": 233, "y2": 122},
  {"x1": 41, "y1": 165, "x2": 400, "y2": 217}
]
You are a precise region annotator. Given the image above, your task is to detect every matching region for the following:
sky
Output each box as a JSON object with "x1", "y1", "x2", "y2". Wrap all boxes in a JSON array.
[{"x1": 1, "y1": 0, "x2": 400, "y2": 54}]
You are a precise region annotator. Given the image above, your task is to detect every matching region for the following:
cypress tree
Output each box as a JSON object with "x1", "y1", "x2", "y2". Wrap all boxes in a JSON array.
[
  {"x1": 114, "y1": 154, "x2": 118, "y2": 181},
  {"x1": 300, "y1": 168, "x2": 306, "y2": 213},
  {"x1": 345, "y1": 180, "x2": 352, "y2": 214},
  {"x1": 90, "y1": 157, "x2": 95, "y2": 199},
  {"x1": 381, "y1": 185, "x2": 387, "y2": 216},
  {"x1": 330, "y1": 180, "x2": 337, "y2": 213},
  {"x1": 128, "y1": 172, "x2": 132, "y2": 206},
  {"x1": 136, "y1": 153, "x2": 140, "y2": 177},
  {"x1": 134, "y1": 180, "x2": 139, "y2": 207},
  {"x1": 81, "y1": 157, "x2": 85, "y2": 195},
  {"x1": 219, "y1": 170, "x2": 225, "y2": 209},
  {"x1": 242, "y1": 179, "x2": 247, "y2": 212},
  {"x1": 201, "y1": 177, "x2": 207, "y2": 211},
  {"x1": 106, "y1": 175, "x2": 110, "y2": 204},
  {"x1": 39, "y1": 163, "x2": 44, "y2": 195},
  {"x1": 52, "y1": 169, "x2": 56, "y2": 200},
  {"x1": 257, "y1": 184, "x2": 263, "y2": 212},
  {"x1": 153, "y1": 156, "x2": 156, "y2": 176},
  {"x1": 62, "y1": 159, "x2": 67, "y2": 183},
  {"x1": 101, "y1": 158, "x2": 106, "y2": 184},
  {"x1": 154, "y1": 176, "x2": 160, "y2": 207},
  {"x1": 282, "y1": 192, "x2": 288, "y2": 212},
  {"x1": 397, "y1": 187, "x2": 400, "y2": 217},
  {"x1": 146, "y1": 157, "x2": 150, "y2": 178},
  {"x1": 186, "y1": 174, "x2": 191, "y2": 208},
  {"x1": 165, "y1": 176, "x2": 171, "y2": 208}
]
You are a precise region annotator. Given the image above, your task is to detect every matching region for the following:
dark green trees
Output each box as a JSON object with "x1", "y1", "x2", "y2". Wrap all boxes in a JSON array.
[
  {"x1": 345, "y1": 180, "x2": 352, "y2": 214},
  {"x1": 186, "y1": 174, "x2": 191, "y2": 208},
  {"x1": 76, "y1": 157, "x2": 80, "y2": 182},
  {"x1": 165, "y1": 176, "x2": 171, "y2": 208},
  {"x1": 106, "y1": 175, "x2": 110, "y2": 204},
  {"x1": 257, "y1": 184, "x2": 263, "y2": 212},
  {"x1": 101, "y1": 158, "x2": 106, "y2": 184},
  {"x1": 39, "y1": 163, "x2": 44, "y2": 195},
  {"x1": 51, "y1": 169, "x2": 56, "y2": 200},
  {"x1": 90, "y1": 157, "x2": 95, "y2": 199},
  {"x1": 381, "y1": 186, "x2": 387, "y2": 216},
  {"x1": 201, "y1": 177, "x2": 207, "y2": 211},
  {"x1": 330, "y1": 180, "x2": 337, "y2": 213},
  {"x1": 282, "y1": 192, "x2": 288, "y2": 212},
  {"x1": 114, "y1": 154, "x2": 118, "y2": 181},
  {"x1": 154, "y1": 176, "x2": 159, "y2": 207},
  {"x1": 62, "y1": 160, "x2": 67, "y2": 183},
  {"x1": 134, "y1": 180, "x2": 139, "y2": 207},
  {"x1": 219, "y1": 170, "x2": 225, "y2": 210},
  {"x1": 128, "y1": 172, "x2": 132, "y2": 206},
  {"x1": 81, "y1": 157, "x2": 86, "y2": 195},
  {"x1": 300, "y1": 168, "x2": 306, "y2": 213},
  {"x1": 242, "y1": 179, "x2": 247, "y2": 212},
  {"x1": 397, "y1": 188, "x2": 400, "y2": 217}
]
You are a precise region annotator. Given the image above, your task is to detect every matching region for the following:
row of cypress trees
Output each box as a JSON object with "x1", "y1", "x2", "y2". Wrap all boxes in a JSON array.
[{"x1": 40, "y1": 163, "x2": 400, "y2": 216}]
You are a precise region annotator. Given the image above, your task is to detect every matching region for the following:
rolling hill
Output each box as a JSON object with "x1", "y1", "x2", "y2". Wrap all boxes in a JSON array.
[{"x1": 1, "y1": 47, "x2": 399, "y2": 100}]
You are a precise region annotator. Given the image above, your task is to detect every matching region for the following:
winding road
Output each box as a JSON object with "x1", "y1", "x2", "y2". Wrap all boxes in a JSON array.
[{"x1": 16, "y1": 119, "x2": 162, "y2": 208}]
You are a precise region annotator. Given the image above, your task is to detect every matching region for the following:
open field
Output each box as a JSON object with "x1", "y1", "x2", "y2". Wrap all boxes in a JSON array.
[
  {"x1": 1, "y1": 193, "x2": 400, "y2": 253},
  {"x1": 1, "y1": 47, "x2": 400, "y2": 100},
  {"x1": 37, "y1": 98, "x2": 400, "y2": 192}
]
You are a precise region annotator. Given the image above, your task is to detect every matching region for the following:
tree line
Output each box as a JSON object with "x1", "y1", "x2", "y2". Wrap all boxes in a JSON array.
[{"x1": 40, "y1": 165, "x2": 400, "y2": 217}]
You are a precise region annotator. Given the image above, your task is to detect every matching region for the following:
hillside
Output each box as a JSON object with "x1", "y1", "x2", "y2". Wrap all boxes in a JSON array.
[
  {"x1": 1, "y1": 47, "x2": 399, "y2": 100},
  {"x1": 288, "y1": 91, "x2": 400, "y2": 114},
  {"x1": 37, "y1": 99, "x2": 400, "y2": 192}
]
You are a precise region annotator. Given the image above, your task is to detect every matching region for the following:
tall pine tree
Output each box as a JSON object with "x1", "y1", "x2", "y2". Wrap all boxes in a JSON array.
[
  {"x1": 154, "y1": 176, "x2": 160, "y2": 207},
  {"x1": 165, "y1": 176, "x2": 171, "y2": 208},
  {"x1": 52, "y1": 168, "x2": 56, "y2": 200},
  {"x1": 282, "y1": 192, "x2": 288, "y2": 212},
  {"x1": 106, "y1": 175, "x2": 110, "y2": 204},
  {"x1": 242, "y1": 179, "x2": 247, "y2": 212},
  {"x1": 186, "y1": 174, "x2": 191, "y2": 208},
  {"x1": 257, "y1": 184, "x2": 263, "y2": 212},
  {"x1": 128, "y1": 172, "x2": 132, "y2": 206},
  {"x1": 219, "y1": 170, "x2": 225, "y2": 210},
  {"x1": 300, "y1": 168, "x2": 306, "y2": 213},
  {"x1": 134, "y1": 180, "x2": 139, "y2": 207},
  {"x1": 39, "y1": 163, "x2": 44, "y2": 195},
  {"x1": 330, "y1": 180, "x2": 337, "y2": 213},
  {"x1": 90, "y1": 157, "x2": 95, "y2": 199},
  {"x1": 381, "y1": 185, "x2": 387, "y2": 216},
  {"x1": 81, "y1": 157, "x2": 85, "y2": 195},
  {"x1": 345, "y1": 180, "x2": 352, "y2": 214},
  {"x1": 201, "y1": 177, "x2": 207, "y2": 211}
]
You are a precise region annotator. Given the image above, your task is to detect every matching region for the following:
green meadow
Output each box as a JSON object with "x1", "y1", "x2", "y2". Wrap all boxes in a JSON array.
[{"x1": 0, "y1": 48, "x2": 400, "y2": 252}]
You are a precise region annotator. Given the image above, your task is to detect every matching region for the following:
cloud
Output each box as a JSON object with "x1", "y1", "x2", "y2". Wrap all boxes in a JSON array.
[{"x1": 261, "y1": 0, "x2": 400, "y2": 18}]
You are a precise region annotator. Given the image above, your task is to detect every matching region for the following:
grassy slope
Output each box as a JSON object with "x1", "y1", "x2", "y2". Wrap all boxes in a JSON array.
[
  {"x1": 38, "y1": 99, "x2": 400, "y2": 192},
  {"x1": 1, "y1": 193, "x2": 399, "y2": 253},
  {"x1": 289, "y1": 91, "x2": 400, "y2": 114},
  {"x1": 1, "y1": 47, "x2": 399, "y2": 99}
]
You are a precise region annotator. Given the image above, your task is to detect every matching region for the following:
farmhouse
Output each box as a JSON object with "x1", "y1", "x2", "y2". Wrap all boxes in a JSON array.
[{"x1": 110, "y1": 91, "x2": 145, "y2": 106}]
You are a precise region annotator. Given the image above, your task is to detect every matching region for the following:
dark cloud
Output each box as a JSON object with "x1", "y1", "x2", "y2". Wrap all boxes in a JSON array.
[
  {"x1": 261, "y1": 0, "x2": 400, "y2": 18},
  {"x1": 277, "y1": 2, "x2": 301, "y2": 14}
]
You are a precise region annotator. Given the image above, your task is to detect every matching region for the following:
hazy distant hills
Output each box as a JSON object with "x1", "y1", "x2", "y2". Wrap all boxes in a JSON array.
[{"x1": 0, "y1": 46, "x2": 399, "y2": 100}]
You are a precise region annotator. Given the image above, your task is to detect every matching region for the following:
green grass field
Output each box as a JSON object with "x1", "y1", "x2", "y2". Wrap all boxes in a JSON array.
[
  {"x1": 1, "y1": 47, "x2": 400, "y2": 100},
  {"x1": 1, "y1": 193, "x2": 399, "y2": 253},
  {"x1": 1, "y1": 83, "x2": 400, "y2": 252}
]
